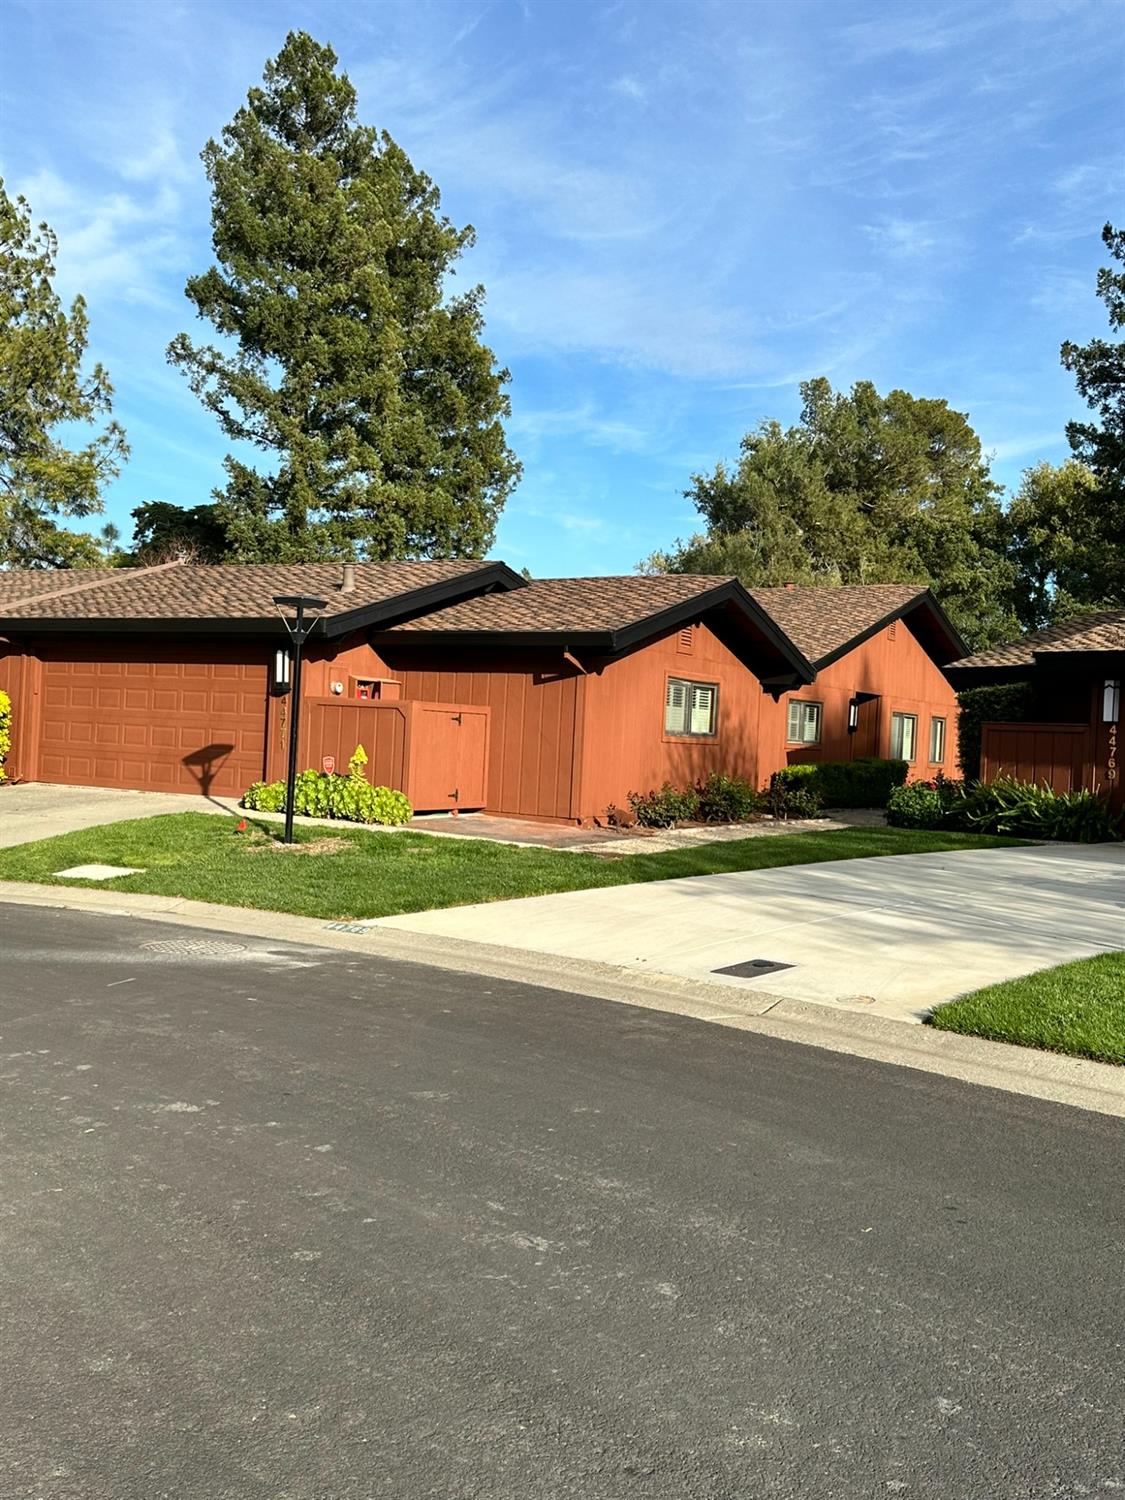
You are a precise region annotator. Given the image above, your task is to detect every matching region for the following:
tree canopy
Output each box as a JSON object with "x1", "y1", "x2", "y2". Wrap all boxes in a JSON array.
[
  {"x1": 166, "y1": 30, "x2": 520, "y2": 563},
  {"x1": 1054, "y1": 221, "x2": 1125, "y2": 611},
  {"x1": 0, "y1": 180, "x2": 128, "y2": 568},
  {"x1": 644, "y1": 377, "x2": 1018, "y2": 649}
]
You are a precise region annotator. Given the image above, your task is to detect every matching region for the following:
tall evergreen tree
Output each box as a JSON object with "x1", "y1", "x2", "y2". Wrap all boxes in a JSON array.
[
  {"x1": 644, "y1": 378, "x2": 1017, "y2": 649},
  {"x1": 0, "y1": 181, "x2": 128, "y2": 567},
  {"x1": 1057, "y1": 221, "x2": 1125, "y2": 608},
  {"x1": 168, "y1": 31, "x2": 520, "y2": 563}
]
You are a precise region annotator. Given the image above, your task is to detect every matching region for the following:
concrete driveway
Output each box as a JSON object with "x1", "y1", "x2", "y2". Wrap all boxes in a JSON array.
[
  {"x1": 0, "y1": 782, "x2": 242, "y2": 847},
  {"x1": 382, "y1": 843, "x2": 1125, "y2": 1020}
]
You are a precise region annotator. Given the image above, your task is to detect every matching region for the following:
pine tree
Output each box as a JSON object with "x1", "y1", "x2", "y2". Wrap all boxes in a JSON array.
[
  {"x1": 167, "y1": 31, "x2": 520, "y2": 562},
  {"x1": 0, "y1": 181, "x2": 128, "y2": 567}
]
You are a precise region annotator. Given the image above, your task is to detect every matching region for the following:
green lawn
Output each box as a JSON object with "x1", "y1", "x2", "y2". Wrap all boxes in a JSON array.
[
  {"x1": 929, "y1": 953, "x2": 1125, "y2": 1066},
  {"x1": 0, "y1": 812, "x2": 1023, "y2": 922}
]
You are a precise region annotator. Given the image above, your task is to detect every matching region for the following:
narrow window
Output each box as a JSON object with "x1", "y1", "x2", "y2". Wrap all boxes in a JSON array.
[
  {"x1": 929, "y1": 716, "x2": 946, "y2": 763},
  {"x1": 665, "y1": 677, "x2": 717, "y2": 737},
  {"x1": 891, "y1": 711, "x2": 918, "y2": 762},
  {"x1": 786, "y1": 699, "x2": 823, "y2": 745}
]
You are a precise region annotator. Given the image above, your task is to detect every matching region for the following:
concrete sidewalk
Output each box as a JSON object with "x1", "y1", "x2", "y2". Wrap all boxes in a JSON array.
[{"x1": 380, "y1": 843, "x2": 1125, "y2": 1020}]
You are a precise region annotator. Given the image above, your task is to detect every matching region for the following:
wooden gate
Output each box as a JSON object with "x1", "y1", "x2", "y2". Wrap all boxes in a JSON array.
[{"x1": 300, "y1": 698, "x2": 490, "y2": 812}]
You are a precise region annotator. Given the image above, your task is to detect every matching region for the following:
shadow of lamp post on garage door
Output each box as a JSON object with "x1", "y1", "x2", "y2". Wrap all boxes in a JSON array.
[
  {"x1": 273, "y1": 594, "x2": 328, "y2": 844},
  {"x1": 181, "y1": 743, "x2": 236, "y2": 801}
]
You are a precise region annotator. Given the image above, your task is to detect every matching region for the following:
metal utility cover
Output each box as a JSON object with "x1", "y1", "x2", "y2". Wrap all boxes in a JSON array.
[{"x1": 712, "y1": 958, "x2": 795, "y2": 979}]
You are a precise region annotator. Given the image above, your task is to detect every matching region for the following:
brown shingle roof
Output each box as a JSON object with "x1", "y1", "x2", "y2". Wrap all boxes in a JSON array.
[
  {"x1": 390, "y1": 577, "x2": 936, "y2": 667},
  {"x1": 948, "y1": 609, "x2": 1125, "y2": 671},
  {"x1": 748, "y1": 584, "x2": 928, "y2": 665},
  {"x1": 0, "y1": 568, "x2": 116, "y2": 600},
  {"x1": 385, "y1": 574, "x2": 738, "y2": 636},
  {"x1": 0, "y1": 559, "x2": 512, "y2": 633}
]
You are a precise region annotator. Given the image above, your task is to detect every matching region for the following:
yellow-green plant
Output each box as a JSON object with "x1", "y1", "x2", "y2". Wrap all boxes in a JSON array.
[{"x1": 0, "y1": 689, "x2": 11, "y2": 781}]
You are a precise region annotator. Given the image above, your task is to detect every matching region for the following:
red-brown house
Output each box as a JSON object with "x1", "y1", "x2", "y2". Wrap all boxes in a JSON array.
[
  {"x1": 0, "y1": 562, "x2": 964, "y2": 823},
  {"x1": 945, "y1": 609, "x2": 1124, "y2": 813}
]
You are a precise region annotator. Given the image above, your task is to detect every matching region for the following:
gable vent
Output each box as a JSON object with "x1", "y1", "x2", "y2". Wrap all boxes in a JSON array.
[
  {"x1": 888, "y1": 621, "x2": 898, "y2": 640},
  {"x1": 677, "y1": 625, "x2": 695, "y2": 654}
]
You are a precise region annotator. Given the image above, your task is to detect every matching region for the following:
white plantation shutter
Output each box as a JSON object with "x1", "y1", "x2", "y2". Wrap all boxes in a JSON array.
[
  {"x1": 690, "y1": 683, "x2": 716, "y2": 735},
  {"x1": 665, "y1": 678, "x2": 688, "y2": 734},
  {"x1": 787, "y1": 700, "x2": 822, "y2": 744},
  {"x1": 666, "y1": 678, "x2": 717, "y2": 735}
]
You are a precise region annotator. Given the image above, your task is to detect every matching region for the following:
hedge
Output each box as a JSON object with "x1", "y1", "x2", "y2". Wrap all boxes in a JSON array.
[
  {"x1": 770, "y1": 756, "x2": 908, "y2": 808},
  {"x1": 956, "y1": 682, "x2": 1037, "y2": 779}
]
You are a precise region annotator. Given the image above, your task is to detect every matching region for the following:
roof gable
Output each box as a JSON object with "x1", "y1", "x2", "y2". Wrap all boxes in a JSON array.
[{"x1": 749, "y1": 584, "x2": 966, "y2": 669}]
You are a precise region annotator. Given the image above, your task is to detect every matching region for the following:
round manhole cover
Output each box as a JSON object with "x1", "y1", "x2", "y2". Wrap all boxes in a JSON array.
[{"x1": 141, "y1": 939, "x2": 248, "y2": 957}]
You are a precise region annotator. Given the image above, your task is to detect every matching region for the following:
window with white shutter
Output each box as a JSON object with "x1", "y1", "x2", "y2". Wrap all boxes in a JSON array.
[
  {"x1": 786, "y1": 700, "x2": 822, "y2": 745},
  {"x1": 891, "y1": 712, "x2": 918, "y2": 762},
  {"x1": 665, "y1": 677, "x2": 718, "y2": 737}
]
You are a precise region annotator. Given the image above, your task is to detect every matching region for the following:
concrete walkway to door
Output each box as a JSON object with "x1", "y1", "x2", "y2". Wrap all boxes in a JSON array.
[{"x1": 379, "y1": 843, "x2": 1125, "y2": 1022}]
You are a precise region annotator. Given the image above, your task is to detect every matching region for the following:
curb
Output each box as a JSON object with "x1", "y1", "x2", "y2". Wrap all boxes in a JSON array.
[{"x1": 1, "y1": 879, "x2": 1122, "y2": 1119}]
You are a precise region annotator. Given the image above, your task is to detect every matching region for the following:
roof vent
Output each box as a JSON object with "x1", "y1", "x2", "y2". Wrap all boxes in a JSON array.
[
  {"x1": 341, "y1": 563, "x2": 356, "y2": 594},
  {"x1": 783, "y1": 581, "x2": 795, "y2": 591}
]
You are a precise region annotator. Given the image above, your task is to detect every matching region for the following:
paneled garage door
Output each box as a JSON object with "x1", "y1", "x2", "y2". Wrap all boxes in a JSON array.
[{"x1": 38, "y1": 645, "x2": 269, "y2": 795}]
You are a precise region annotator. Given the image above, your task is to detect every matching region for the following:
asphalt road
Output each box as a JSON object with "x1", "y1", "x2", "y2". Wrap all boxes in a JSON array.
[{"x1": 1, "y1": 904, "x2": 1122, "y2": 1500}]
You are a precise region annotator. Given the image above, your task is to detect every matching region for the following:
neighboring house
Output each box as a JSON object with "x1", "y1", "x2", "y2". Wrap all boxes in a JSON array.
[
  {"x1": 0, "y1": 563, "x2": 963, "y2": 822},
  {"x1": 946, "y1": 610, "x2": 1124, "y2": 813}
]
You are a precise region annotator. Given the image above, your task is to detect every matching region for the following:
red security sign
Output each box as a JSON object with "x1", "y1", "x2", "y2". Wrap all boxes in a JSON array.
[{"x1": 322, "y1": 755, "x2": 336, "y2": 774}]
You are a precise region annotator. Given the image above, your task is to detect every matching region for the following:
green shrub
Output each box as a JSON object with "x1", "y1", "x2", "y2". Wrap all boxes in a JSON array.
[
  {"x1": 771, "y1": 757, "x2": 907, "y2": 809},
  {"x1": 768, "y1": 765, "x2": 825, "y2": 820},
  {"x1": 695, "y1": 772, "x2": 764, "y2": 823},
  {"x1": 0, "y1": 688, "x2": 10, "y2": 782},
  {"x1": 243, "y1": 779, "x2": 287, "y2": 812},
  {"x1": 956, "y1": 683, "x2": 1037, "y2": 779},
  {"x1": 956, "y1": 777, "x2": 1120, "y2": 842},
  {"x1": 887, "y1": 773, "x2": 1121, "y2": 843},
  {"x1": 628, "y1": 782, "x2": 701, "y2": 827},
  {"x1": 242, "y1": 742, "x2": 413, "y2": 826},
  {"x1": 886, "y1": 782, "x2": 946, "y2": 829}
]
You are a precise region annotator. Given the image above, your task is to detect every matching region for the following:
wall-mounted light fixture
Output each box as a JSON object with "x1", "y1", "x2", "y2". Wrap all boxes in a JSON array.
[
  {"x1": 1104, "y1": 679, "x2": 1121, "y2": 724},
  {"x1": 272, "y1": 647, "x2": 292, "y2": 695},
  {"x1": 847, "y1": 691, "x2": 879, "y2": 734},
  {"x1": 330, "y1": 680, "x2": 344, "y2": 695}
]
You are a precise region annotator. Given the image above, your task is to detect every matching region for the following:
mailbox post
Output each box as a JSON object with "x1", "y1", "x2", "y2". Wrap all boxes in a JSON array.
[{"x1": 273, "y1": 594, "x2": 327, "y2": 844}]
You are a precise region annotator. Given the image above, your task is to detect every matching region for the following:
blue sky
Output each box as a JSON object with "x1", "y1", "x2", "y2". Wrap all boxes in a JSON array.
[{"x1": 2, "y1": 0, "x2": 1123, "y2": 574}]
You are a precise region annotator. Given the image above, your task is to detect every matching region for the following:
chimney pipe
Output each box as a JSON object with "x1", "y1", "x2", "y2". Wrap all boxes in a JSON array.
[{"x1": 341, "y1": 563, "x2": 356, "y2": 594}]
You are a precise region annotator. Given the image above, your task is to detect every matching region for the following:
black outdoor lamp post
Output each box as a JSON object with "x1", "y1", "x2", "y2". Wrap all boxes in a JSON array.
[{"x1": 273, "y1": 594, "x2": 328, "y2": 844}]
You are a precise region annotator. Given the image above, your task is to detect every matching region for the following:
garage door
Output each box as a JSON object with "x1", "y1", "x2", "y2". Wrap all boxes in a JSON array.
[{"x1": 38, "y1": 645, "x2": 268, "y2": 796}]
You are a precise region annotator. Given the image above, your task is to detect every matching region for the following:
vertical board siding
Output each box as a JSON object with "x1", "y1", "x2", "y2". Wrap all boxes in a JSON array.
[
  {"x1": 300, "y1": 698, "x2": 491, "y2": 812},
  {"x1": 578, "y1": 623, "x2": 764, "y2": 819},
  {"x1": 302, "y1": 701, "x2": 409, "y2": 788},
  {"x1": 381, "y1": 648, "x2": 582, "y2": 821},
  {"x1": 981, "y1": 722, "x2": 1091, "y2": 794}
]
